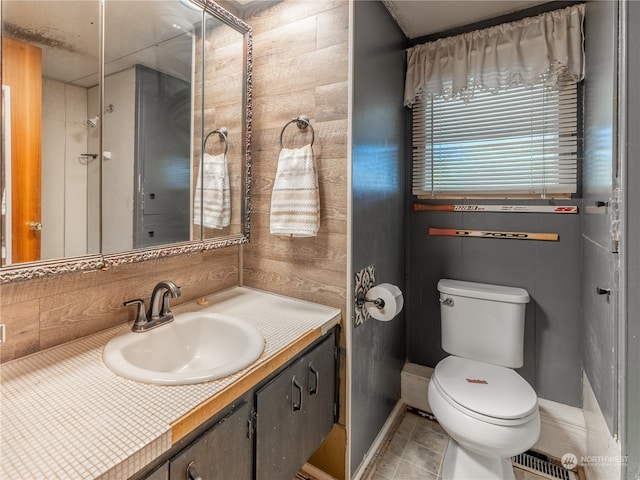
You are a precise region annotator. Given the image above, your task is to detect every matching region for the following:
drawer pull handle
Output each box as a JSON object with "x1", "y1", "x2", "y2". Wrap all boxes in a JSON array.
[
  {"x1": 187, "y1": 462, "x2": 202, "y2": 480},
  {"x1": 309, "y1": 365, "x2": 319, "y2": 395},
  {"x1": 292, "y1": 377, "x2": 302, "y2": 412}
]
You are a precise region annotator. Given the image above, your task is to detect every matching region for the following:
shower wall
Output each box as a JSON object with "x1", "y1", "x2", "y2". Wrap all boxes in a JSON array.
[
  {"x1": 97, "y1": 68, "x2": 136, "y2": 254},
  {"x1": 41, "y1": 78, "x2": 90, "y2": 259}
]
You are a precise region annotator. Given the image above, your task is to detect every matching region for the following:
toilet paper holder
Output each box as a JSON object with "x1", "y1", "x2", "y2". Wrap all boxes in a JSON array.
[{"x1": 356, "y1": 292, "x2": 385, "y2": 310}]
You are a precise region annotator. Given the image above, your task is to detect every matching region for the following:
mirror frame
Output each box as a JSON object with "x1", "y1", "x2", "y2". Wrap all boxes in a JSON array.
[{"x1": 0, "y1": 0, "x2": 252, "y2": 284}]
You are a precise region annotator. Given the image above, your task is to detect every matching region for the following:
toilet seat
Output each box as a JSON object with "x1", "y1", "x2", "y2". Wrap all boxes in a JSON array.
[{"x1": 432, "y1": 356, "x2": 538, "y2": 426}]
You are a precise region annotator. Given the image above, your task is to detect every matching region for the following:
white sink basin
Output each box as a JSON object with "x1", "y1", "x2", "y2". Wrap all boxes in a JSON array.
[{"x1": 103, "y1": 312, "x2": 265, "y2": 385}]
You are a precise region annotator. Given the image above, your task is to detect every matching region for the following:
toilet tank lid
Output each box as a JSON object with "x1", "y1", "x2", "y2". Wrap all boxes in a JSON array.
[{"x1": 438, "y1": 279, "x2": 530, "y2": 304}]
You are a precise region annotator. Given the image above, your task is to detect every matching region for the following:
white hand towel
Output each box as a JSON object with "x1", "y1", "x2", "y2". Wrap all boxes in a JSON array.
[
  {"x1": 194, "y1": 152, "x2": 230, "y2": 229},
  {"x1": 270, "y1": 144, "x2": 320, "y2": 237}
]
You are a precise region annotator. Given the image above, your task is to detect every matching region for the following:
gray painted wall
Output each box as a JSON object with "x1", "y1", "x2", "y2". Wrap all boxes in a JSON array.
[
  {"x1": 404, "y1": 1, "x2": 630, "y2": 411},
  {"x1": 406, "y1": 202, "x2": 584, "y2": 406},
  {"x1": 351, "y1": 1, "x2": 407, "y2": 475},
  {"x1": 582, "y1": 0, "x2": 619, "y2": 433},
  {"x1": 350, "y1": 0, "x2": 632, "y2": 473},
  {"x1": 403, "y1": 3, "x2": 593, "y2": 408}
]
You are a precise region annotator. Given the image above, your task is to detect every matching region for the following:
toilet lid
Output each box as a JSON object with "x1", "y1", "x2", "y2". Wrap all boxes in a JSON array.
[{"x1": 433, "y1": 356, "x2": 538, "y2": 420}]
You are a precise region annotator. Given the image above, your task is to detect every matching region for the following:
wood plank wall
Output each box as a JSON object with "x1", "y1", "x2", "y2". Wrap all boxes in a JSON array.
[
  {"x1": 241, "y1": 2, "x2": 349, "y2": 478},
  {"x1": 0, "y1": 247, "x2": 239, "y2": 363},
  {"x1": 192, "y1": 20, "x2": 246, "y2": 240},
  {"x1": 242, "y1": 0, "x2": 349, "y2": 312}
]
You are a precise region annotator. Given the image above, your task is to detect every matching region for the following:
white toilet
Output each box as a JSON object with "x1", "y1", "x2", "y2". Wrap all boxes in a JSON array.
[{"x1": 428, "y1": 279, "x2": 540, "y2": 480}]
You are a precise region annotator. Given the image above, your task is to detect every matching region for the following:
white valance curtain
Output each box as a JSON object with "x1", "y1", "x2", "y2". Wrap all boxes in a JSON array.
[{"x1": 404, "y1": 4, "x2": 585, "y2": 106}]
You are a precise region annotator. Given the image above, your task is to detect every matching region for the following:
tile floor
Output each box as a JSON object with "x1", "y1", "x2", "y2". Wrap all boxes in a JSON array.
[{"x1": 366, "y1": 408, "x2": 551, "y2": 480}]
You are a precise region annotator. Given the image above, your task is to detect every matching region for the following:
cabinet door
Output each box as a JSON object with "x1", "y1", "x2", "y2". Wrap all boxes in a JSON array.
[
  {"x1": 170, "y1": 402, "x2": 252, "y2": 480},
  {"x1": 143, "y1": 462, "x2": 169, "y2": 480},
  {"x1": 300, "y1": 332, "x2": 336, "y2": 458},
  {"x1": 255, "y1": 357, "x2": 308, "y2": 480},
  {"x1": 255, "y1": 333, "x2": 336, "y2": 480}
]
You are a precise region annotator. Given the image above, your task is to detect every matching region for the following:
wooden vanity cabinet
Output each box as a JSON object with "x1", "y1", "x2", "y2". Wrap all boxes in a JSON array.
[
  {"x1": 255, "y1": 332, "x2": 337, "y2": 480},
  {"x1": 142, "y1": 462, "x2": 169, "y2": 480},
  {"x1": 136, "y1": 329, "x2": 337, "y2": 480}
]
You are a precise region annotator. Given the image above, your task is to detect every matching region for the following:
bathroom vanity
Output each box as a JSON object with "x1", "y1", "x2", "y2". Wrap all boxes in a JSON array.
[
  {"x1": 139, "y1": 329, "x2": 337, "y2": 480},
  {"x1": 0, "y1": 287, "x2": 341, "y2": 480}
]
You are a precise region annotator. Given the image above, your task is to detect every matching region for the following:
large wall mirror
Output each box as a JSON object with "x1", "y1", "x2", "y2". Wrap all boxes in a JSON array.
[{"x1": 0, "y1": 0, "x2": 252, "y2": 282}]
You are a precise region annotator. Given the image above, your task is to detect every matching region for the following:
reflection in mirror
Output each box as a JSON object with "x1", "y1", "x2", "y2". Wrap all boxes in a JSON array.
[
  {"x1": 198, "y1": 8, "x2": 246, "y2": 241},
  {"x1": 100, "y1": 0, "x2": 202, "y2": 254},
  {"x1": 0, "y1": 0, "x2": 252, "y2": 279},
  {"x1": 1, "y1": 0, "x2": 101, "y2": 265},
  {"x1": 101, "y1": 1, "x2": 247, "y2": 254}
]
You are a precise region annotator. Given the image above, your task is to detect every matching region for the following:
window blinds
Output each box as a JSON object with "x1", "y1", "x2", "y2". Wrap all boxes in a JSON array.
[{"x1": 412, "y1": 79, "x2": 579, "y2": 198}]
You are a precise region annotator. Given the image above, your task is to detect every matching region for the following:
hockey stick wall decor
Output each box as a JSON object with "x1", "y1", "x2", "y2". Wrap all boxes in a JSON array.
[
  {"x1": 428, "y1": 227, "x2": 559, "y2": 241},
  {"x1": 414, "y1": 203, "x2": 578, "y2": 214}
]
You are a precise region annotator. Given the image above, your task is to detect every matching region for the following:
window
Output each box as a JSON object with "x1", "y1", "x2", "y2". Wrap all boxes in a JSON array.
[{"x1": 412, "y1": 78, "x2": 580, "y2": 198}]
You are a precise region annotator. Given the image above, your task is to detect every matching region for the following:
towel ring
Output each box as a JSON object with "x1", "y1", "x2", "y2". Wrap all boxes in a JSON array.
[
  {"x1": 204, "y1": 127, "x2": 228, "y2": 155},
  {"x1": 279, "y1": 115, "x2": 315, "y2": 149}
]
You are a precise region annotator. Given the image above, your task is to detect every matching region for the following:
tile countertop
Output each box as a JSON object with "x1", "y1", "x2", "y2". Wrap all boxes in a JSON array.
[{"x1": 0, "y1": 287, "x2": 341, "y2": 480}]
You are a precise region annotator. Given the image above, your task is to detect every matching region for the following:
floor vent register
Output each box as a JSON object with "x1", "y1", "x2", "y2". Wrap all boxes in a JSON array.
[{"x1": 512, "y1": 451, "x2": 581, "y2": 480}]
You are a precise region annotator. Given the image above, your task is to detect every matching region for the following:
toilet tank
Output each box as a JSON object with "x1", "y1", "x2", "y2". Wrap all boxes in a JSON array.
[{"x1": 438, "y1": 279, "x2": 530, "y2": 368}]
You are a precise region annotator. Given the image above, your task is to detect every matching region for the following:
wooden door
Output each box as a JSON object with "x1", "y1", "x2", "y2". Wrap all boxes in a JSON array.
[{"x1": 2, "y1": 36, "x2": 42, "y2": 263}]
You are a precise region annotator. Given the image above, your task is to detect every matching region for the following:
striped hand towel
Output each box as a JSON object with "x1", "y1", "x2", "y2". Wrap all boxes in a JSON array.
[
  {"x1": 194, "y1": 152, "x2": 231, "y2": 229},
  {"x1": 270, "y1": 144, "x2": 320, "y2": 237}
]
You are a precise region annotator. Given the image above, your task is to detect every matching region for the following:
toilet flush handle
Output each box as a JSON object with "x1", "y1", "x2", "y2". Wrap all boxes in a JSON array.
[{"x1": 439, "y1": 297, "x2": 454, "y2": 307}]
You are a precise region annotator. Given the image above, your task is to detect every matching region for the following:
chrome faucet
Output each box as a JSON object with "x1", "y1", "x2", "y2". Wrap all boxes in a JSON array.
[{"x1": 123, "y1": 280, "x2": 181, "y2": 332}]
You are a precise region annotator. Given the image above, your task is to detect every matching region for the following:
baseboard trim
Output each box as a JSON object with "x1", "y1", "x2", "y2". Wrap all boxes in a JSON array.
[
  {"x1": 351, "y1": 400, "x2": 405, "y2": 480},
  {"x1": 536, "y1": 397, "x2": 587, "y2": 459},
  {"x1": 401, "y1": 362, "x2": 588, "y2": 461},
  {"x1": 401, "y1": 362, "x2": 433, "y2": 413},
  {"x1": 582, "y1": 373, "x2": 622, "y2": 480}
]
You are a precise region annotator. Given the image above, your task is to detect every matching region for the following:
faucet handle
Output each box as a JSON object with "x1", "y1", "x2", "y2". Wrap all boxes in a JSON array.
[
  {"x1": 123, "y1": 298, "x2": 148, "y2": 329},
  {"x1": 160, "y1": 291, "x2": 174, "y2": 317}
]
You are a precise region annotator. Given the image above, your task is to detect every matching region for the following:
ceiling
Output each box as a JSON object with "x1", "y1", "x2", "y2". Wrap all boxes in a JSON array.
[
  {"x1": 2, "y1": 0, "x2": 205, "y2": 87},
  {"x1": 3, "y1": 0, "x2": 556, "y2": 86},
  {"x1": 382, "y1": 0, "x2": 550, "y2": 39}
]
